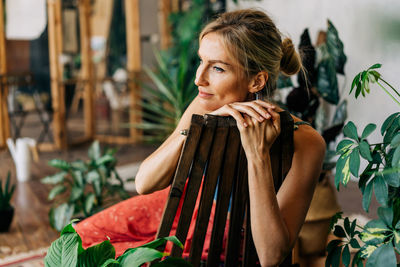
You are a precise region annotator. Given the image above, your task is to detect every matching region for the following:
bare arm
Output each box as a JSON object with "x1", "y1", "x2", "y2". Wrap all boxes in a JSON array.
[
  {"x1": 209, "y1": 101, "x2": 325, "y2": 267},
  {"x1": 246, "y1": 118, "x2": 325, "y2": 266},
  {"x1": 135, "y1": 96, "x2": 212, "y2": 195}
]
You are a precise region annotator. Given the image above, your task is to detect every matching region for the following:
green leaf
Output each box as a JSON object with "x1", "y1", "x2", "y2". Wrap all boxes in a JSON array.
[
  {"x1": 342, "y1": 245, "x2": 350, "y2": 267},
  {"x1": 327, "y1": 239, "x2": 342, "y2": 253},
  {"x1": 336, "y1": 139, "x2": 354, "y2": 154},
  {"x1": 41, "y1": 172, "x2": 67, "y2": 185},
  {"x1": 377, "y1": 207, "x2": 393, "y2": 227},
  {"x1": 394, "y1": 230, "x2": 400, "y2": 251},
  {"x1": 317, "y1": 52, "x2": 339, "y2": 105},
  {"x1": 118, "y1": 247, "x2": 165, "y2": 266},
  {"x1": 350, "y1": 238, "x2": 360, "y2": 249},
  {"x1": 369, "y1": 63, "x2": 382, "y2": 70},
  {"x1": 344, "y1": 217, "x2": 351, "y2": 235},
  {"x1": 70, "y1": 186, "x2": 84, "y2": 202},
  {"x1": 334, "y1": 225, "x2": 347, "y2": 238},
  {"x1": 87, "y1": 171, "x2": 100, "y2": 183},
  {"x1": 48, "y1": 185, "x2": 66, "y2": 200},
  {"x1": 88, "y1": 141, "x2": 101, "y2": 161},
  {"x1": 384, "y1": 172, "x2": 400, "y2": 187},
  {"x1": 343, "y1": 121, "x2": 359, "y2": 141},
  {"x1": 383, "y1": 116, "x2": 400, "y2": 145},
  {"x1": 362, "y1": 181, "x2": 373, "y2": 212},
  {"x1": 71, "y1": 160, "x2": 87, "y2": 172},
  {"x1": 139, "y1": 236, "x2": 183, "y2": 250},
  {"x1": 350, "y1": 73, "x2": 361, "y2": 95},
  {"x1": 326, "y1": 20, "x2": 347, "y2": 75},
  {"x1": 96, "y1": 155, "x2": 115, "y2": 166},
  {"x1": 48, "y1": 159, "x2": 71, "y2": 171},
  {"x1": 392, "y1": 146, "x2": 400, "y2": 167},
  {"x1": 84, "y1": 193, "x2": 95, "y2": 215},
  {"x1": 50, "y1": 204, "x2": 75, "y2": 232},
  {"x1": 330, "y1": 212, "x2": 343, "y2": 230},
  {"x1": 374, "y1": 174, "x2": 388, "y2": 206},
  {"x1": 381, "y1": 112, "x2": 400, "y2": 135},
  {"x1": 350, "y1": 219, "x2": 357, "y2": 237},
  {"x1": 100, "y1": 258, "x2": 120, "y2": 267},
  {"x1": 366, "y1": 243, "x2": 396, "y2": 267},
  {"x1": 349, "y1": 148, "x2": 360, "y2": 177},
  {"x1": 359, "y1": 140, "x2": 372, "y2": 161},
  {"x1": 361, "y1": 123, "x2": 377, "y2": 140},
  {"x1": 391, "y1": 133, "x2": 400, "y2": 147},
  {"x1": 45, "y1": 230, "x2": 80, "y2": 267},
  {"x1": 77, "y1": 240, "x2": 115, "y2": 267}
]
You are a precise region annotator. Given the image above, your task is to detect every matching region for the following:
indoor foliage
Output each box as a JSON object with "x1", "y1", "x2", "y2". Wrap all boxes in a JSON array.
[
  {"x1": 326, "y1": 64, "x2": 400, "y2": 267},
  {"x1": 42, "y1": 141, "x2": 129, "y2": 232},
  {"x1": 0, "y1": 171, "x2": 14, "y2": 211},
  {"x1": 44, "y1": 221, "x2": 192, "y2": 267},
  {"x1": 280, "y1": 20, "x2": 347, "y2": 173}
]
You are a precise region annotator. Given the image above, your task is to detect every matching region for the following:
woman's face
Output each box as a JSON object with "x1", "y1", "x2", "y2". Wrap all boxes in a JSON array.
[{"x1": 195, "y1": 32, "x2": 250, "y2": 111}]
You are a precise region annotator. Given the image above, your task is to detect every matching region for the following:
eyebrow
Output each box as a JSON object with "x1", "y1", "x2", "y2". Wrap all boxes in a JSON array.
[{"x1": 198, "y1": 52, "x2": 231, "y2": 66}]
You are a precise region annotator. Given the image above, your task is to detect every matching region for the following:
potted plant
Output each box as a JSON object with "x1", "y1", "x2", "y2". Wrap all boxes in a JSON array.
[
  {"x1": 326, "y1": 63, "x2": 400, "y2": 267},
  {"x1": 44, "y1": 221, "x2": 192, "y2": 267},
  {"x1": 42, "y1": 141, "x2": 129, "y2": 232},
  {"x1": 0, "y1": 171, "x2": 16, "y2": 232},
  {"x1": 275, "y1": 20, "x2": 347, "y2": 258}
]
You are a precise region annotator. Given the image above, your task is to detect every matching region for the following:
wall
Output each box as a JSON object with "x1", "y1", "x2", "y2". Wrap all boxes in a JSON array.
[{"x1": 228, "y1": 0, "x2": 400, "y2": 144}]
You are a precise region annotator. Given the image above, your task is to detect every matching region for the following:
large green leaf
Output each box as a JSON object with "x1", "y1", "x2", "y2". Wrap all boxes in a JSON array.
[
  {"x1": 392, "y1": 146, "x2": 400, "y2": 167},
  {"x1": 336, "y1": 139, "x2": 354, "y2": 154},
  {"x1": 45, "y1": 231, "x2": 80, "y2": 267},
  {"x1": 326, "y1": 20, "x2": 347, "y2": 75},
  {"x1": 335, "y1": 155, "x2": 351, "y2": 189},
  {"x1": 316, "y1": 46, "x2": 339, "y2": 105},
  {"x1": 84, "y1": 193, "x2": 96, "y2": 215},
  {"x1": 383, "y1": 116, "x2": 400, "y2": 145},
  {"x1": 118, "y1": 247, "x2": 165, "y2": 267},
  {"x1": 366, "y1": 243, "x2": 396, "y2": 267},
  {"x1": 342, "y1": 245, "x2": 350, "y2": 267},
  {"x1": 78, "y1": 240, "x2": 115, "y2": 267},
  {"x1": 377, "y1": 207, "x2": 393, "y2": 227}
]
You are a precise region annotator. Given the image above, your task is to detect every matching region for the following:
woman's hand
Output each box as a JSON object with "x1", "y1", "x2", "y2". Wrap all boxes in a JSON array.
[
  {"x1": 208, "y1": 100, "x2": 280, "y2": 157},
  {"x1": 208, "y1": 100, "x2": 276, "y2": 127}
]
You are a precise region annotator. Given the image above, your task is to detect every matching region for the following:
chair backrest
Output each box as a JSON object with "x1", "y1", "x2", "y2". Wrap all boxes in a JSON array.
[{"x1": 156, "y1": 111, "x2": 295, "y2": 267}]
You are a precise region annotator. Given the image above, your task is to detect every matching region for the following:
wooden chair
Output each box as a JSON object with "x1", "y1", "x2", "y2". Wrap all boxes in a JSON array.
[{"x1": 155, "y1": 111, "x2": 297, "y2": 267}]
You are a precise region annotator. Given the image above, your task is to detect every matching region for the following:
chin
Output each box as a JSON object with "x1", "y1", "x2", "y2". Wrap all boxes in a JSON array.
[{"x1": 198, "y1": 97, "x2": 221, "y2": 112}]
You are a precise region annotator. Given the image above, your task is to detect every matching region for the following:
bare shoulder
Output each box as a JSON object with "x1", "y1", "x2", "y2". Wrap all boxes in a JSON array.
[{"x1": 291, "y1": 118, "x2": 326, "y2": 161}]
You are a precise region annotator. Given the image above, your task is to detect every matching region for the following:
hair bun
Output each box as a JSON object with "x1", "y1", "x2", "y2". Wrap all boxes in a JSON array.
[{"x1": 280, "y1": 38, "x2": 301, "y2": 76}]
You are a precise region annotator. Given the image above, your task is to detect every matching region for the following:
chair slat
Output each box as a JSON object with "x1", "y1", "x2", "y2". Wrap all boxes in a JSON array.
[
  {"x1": 156, "y1": 115, "x2": 204, "y2": 243},
  {"x1": 189, "y1": 116, "x2": 230, "y2": 266},
  {"x1": 206, "y1": 124, "x2": 241, "y2": 267},
  {"x1": 171, "y1": 115, "x2": 218, "y2": 258},
  {"x1": 225, "y1": 148, "x2": 248, "y2": 266}
]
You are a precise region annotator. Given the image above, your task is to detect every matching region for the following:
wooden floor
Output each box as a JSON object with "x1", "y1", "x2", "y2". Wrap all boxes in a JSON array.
[{"x1": 0, "y1": 142, "x2": 157, "y2": 258}]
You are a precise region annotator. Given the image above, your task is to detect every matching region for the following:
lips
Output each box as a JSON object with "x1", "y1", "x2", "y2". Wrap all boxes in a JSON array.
[{"x1": 198, "y1": 88, "x2": 213, "y2": 98}]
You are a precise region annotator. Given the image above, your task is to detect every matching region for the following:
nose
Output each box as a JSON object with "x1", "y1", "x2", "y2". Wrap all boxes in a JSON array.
[{"x1": 195, "y1": 64, "x2": 208, "y2": 87}]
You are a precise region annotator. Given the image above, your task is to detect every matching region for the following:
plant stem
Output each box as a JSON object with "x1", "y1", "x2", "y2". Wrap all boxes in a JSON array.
[
  {"x1": 376, "y1": 81, "x2": 400, "y2": 106},
  {"x1": 380, "y1": 77, "x2": 400, "y2": 99}
]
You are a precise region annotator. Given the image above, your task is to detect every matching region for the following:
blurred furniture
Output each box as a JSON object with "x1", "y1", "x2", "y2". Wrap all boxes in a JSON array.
[
  {"x1": 155, "y1": 112, "x2": 297, "y2": 267},
  {"x1": 4, "y1": 73, "x2": 52, "y2": 143}
]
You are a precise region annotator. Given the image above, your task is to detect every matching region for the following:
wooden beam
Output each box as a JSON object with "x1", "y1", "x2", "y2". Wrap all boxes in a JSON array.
[
  {"x1": 0, "y1": 0, "x2": 10, "y2": 148},
  {"x1": 79, "y1": 0, "x2": 95, "y2": 140},
  {"x1": 159, "y1": 0, "x2": 172, "y2": 50},
  {"x1": 125, "y1": 0, "x2": 142, "y2": 142},
  {"x1": 47, "y1": 0, "x2": 67, "y2": 149}
]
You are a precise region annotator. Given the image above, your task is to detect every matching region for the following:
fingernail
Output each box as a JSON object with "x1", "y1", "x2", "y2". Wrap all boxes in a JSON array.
[
  {"x1": 259, "y1": 116, "x2": 264, "y2": 121},
  {"x1": 243, "y1": 122, "x2": 248, "y2": 127},
  {"x1": 265, "y1": 113, "x2": 270, "y2": 118}
]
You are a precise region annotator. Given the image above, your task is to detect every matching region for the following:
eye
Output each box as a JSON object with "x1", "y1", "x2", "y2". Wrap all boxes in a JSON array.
[{"x1": 213, "y1": 66, "x2": 225, "y2": 73}]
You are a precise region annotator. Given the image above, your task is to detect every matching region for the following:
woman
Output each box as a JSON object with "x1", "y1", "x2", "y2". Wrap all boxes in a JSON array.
[{"x1": 76, "y1": 9, "x2": 325, "y2": 266}]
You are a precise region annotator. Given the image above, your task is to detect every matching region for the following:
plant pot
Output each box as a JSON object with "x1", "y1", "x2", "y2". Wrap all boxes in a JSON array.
[{"x1": 0, "y1": 206, "x2": 14, "y2": 232}]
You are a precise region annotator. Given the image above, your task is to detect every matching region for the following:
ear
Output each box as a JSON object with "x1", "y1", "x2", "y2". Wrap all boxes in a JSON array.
[{"x1": 248, "y1": 71, "x2": 268, "y2": 94}]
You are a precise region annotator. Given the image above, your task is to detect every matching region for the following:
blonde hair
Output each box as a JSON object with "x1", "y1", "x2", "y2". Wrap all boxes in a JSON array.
[{"x1": 199, "y1": 9, "x2": 302, "y2": 98}]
